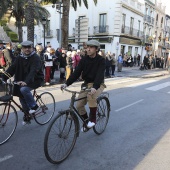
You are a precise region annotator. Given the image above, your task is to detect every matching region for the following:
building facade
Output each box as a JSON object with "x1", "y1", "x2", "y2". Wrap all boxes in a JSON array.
[{"x1": 21, "y1": 0, "x2": 169, "y2": 61}]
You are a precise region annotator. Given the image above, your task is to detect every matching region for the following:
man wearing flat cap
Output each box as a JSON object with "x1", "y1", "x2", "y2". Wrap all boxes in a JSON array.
[
  {"x1": 61, "y1": 40, "x2": 106, "y2": 132},
  {"x1": 3, "y1": 40, "x2": 44, "y2": 125}
]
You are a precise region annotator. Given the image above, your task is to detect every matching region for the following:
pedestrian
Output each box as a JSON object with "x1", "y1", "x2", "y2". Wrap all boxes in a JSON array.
[
  {"x1": 110, "y1": 53, "x2": 116, "y2": 77},
  {"x1": 44, "y1": 47, "x2": 53, "y2": 85},
  {"x1": 58, "y1": 49, "x2": 67, "y2": 82},
  {"x1": 35, "y1": 44, "x2": 44, "y2": 70},
  {"x1": 137, "y1": 54, "x2": 141, "y2": 66},
  {"x1": 3, "y1": 42, "x2": 14, "y2": 70},
  {"x1": 117, "y1": 54, "x2": 123, "y2": 72},
  {"x1": 65, "y1": 51, "x2": 73, "y2": 80},
  {"x1": 50, "y1": 48, "x2": 57, "y2": 82},
  {"x1": 105, "y1": 51, "x2": 112, "y2": 77},
  {"x1": 72, "y1": 50, "x2": 81, "y2": 71}
]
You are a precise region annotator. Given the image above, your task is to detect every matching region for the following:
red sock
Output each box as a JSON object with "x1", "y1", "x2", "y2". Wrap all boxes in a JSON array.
[{"x1": 89, "y1": 107, "x2": 97, "y2": 123}]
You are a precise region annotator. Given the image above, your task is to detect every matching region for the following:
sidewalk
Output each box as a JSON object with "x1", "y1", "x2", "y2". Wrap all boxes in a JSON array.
[
  {"x1": 48, "y1": 67, "x2": 170, "y2": 86},
  {"x1": 115, "y1": 66, "x2": 169, "y2": 78}
]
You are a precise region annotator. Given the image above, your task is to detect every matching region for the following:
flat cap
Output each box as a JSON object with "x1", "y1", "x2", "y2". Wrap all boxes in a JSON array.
[
  {"x1": 86, "y1": 40, "x2": 100, "y2": 47},
  {"x1": 21, "y1": 41, "x2": 33, "y2": 46}
]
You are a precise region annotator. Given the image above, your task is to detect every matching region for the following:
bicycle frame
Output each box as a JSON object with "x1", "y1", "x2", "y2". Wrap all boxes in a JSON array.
[{"x1": 1, "y1": 89, "x2": 44, "y2": 119}]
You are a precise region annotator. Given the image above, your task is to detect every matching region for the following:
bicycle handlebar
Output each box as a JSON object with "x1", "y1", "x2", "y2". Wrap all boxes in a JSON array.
[{"x1": 64, "y1": 88, "x2": 91, "y2": 94}]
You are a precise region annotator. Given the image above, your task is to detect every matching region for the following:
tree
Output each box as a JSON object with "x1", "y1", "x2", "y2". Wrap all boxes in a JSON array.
[
  {"x1": 25, "y1": 0, "x2": 35, "y2": 42},
  {"x1": 42, "y1": 0, "x2": 97, "y2": 49},
  {"x1": 0, "y1": 0, "x2": 50, "y2": 43}
]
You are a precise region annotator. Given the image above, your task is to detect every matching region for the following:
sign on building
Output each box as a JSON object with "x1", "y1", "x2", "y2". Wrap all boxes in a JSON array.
[{"x1": 75, "y1": 17, "x2": 88, "y2": 46}]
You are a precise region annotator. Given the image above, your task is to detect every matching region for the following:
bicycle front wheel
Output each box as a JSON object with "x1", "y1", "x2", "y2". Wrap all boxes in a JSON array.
[
  {"x1": 0, "y1": 103, "x2": 18, "y2": 145},
  {"x1": 93, "y1": 96, "x2": 110, "y2": 135},
  {"x1": 44, "y1": 111, "x2": 78, "y2": 164},
  {"x1": 34, "y1": 92, "x2": 55, "y2": 125}
]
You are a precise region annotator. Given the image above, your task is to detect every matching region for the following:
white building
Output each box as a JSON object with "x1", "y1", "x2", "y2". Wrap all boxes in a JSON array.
[{"x1": 22, "y1": 0, "x2": 145, "y2": 59}]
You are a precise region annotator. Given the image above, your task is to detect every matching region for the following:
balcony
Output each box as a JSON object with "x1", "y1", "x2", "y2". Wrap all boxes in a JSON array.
[
  {"x1": 121, "y1": 26, "x2": 143, "y2": 38},
  {"x1": 42, "y1": 30, "x2": 53, "y2": 38},
  {"x1": 144, "y1": 15, "x2": 154, "y2": 25},
  {"x1": 93, "y1": 25, "x2": 109, "y2": 35}
]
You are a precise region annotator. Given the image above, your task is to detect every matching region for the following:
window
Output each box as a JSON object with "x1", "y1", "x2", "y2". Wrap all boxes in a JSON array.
[
  {"x1": 137, "y1": 20, "x2": 141, "y2": 36},
  {"x1": 135, "y1": 47, "x2": 138, "y2": 56},
  {"x1": 46, "y1": 20, "x2": 51, "y2": 36},
  {"x1": 122, "y1": 14, "x2": 126, "y2": 33},
  {"x1": 128, "y1": 46, "x2": 132, "y2": 55},
  {"x1": 99, "y1": 13, "x2": 107, "y2": 33},
  {"x1": 130, "y1": 17, "x2": 134, "y2": 35}
]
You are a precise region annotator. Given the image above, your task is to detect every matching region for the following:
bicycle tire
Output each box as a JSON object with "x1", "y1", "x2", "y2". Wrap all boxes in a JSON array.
[
  {"x1": 93, "y1": 96, "x2": 110, "y2": 135},
  {"x1": 34, "y1": 92, "x2": 55, "y2": 125},
  {"x1": 0, "y1": 103, "x2": 18, "y2": 145},
  {"x1": 44, "y1": 111, "x2": 78, "y2": 164}
]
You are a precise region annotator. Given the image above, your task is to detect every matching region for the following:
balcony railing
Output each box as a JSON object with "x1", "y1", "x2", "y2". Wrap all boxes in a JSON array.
[
  {"x1": 121, "y1": 26, "x2": 143, "y2": 38},
  {"x1": 42, "y1": 30, "x2": 53, "y2": 38},
  {"x1": 144, "y1": 15, "x2": 154, "y2": 25},
  {"x1": 93, "y1": 25, "x2": 109, "y2": 34}
]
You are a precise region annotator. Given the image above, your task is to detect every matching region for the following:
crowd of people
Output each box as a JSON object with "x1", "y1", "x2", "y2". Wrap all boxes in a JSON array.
[{"x1": 0, "y1": 39, "x2": 168, "y2": 85}]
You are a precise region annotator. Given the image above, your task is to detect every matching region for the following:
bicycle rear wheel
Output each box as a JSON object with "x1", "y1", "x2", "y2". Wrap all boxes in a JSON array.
[
  {"x1": 0, "y1": 103, "x2": 18, "y2": 145},
  {"x1": 44, "y1": 111, "x2": 78, "y2": 164},
  {"x1": 93, "y1": 96, "x2": 110, "y2": 135},
  {"x1": 34, "y1": 92, "x2": 55, "y2": 125}
]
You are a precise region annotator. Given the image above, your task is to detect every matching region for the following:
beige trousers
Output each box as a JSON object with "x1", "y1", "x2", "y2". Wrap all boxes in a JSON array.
[{"x1": 76, "y1": 83, "x2": 105, "y2": 115}]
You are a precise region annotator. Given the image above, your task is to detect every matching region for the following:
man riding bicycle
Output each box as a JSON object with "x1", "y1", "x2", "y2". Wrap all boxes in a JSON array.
[
  {"x1": 61, "y1": 40, "x2": 106, "y2": 131},
  {"x1": 3, "y1": 41, "x2": 44, "y2": 124}
]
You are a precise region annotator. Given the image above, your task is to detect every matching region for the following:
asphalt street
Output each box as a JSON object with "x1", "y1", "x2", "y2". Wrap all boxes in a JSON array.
[{"x1": 1, "y1": 68, "x2": 170, "y2": 170}]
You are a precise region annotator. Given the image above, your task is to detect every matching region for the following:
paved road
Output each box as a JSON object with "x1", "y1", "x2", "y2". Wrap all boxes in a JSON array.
[{"x1": 1, "y1": 72, "x2": 170, "y2": 170}]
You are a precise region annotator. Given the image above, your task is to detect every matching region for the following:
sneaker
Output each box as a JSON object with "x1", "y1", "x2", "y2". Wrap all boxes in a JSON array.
[
  {"x1": 45, "y1": 82, "x2": 50, "y2": 85},
  {"x1": 87, "y1": 121, "x2": 96, "y2": 128},
  {"x1": 22, "y1": 120, "x2": 31, "y2": 126},
  {"x1": 29, "y1": 104, "x2": 40, "y2": 114},
  {"x1": 22, "y1": 115, "x2": 31, "y2": 125},
  {"x1": 81, "y1": 123, "x2": 90, "y2": 132}
]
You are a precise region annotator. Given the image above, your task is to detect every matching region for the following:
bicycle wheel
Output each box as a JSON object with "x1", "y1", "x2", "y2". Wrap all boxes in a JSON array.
[
  {"x1": 93, "y1": 96, "x2": 110, "y2": 135},
  {"x1": 44, "y1": 111, "x2": 78, "y2": 164},
  {"x1": 0, "y1": 103, "x2": 18, "y2": 145},
  {"x1": 34, "y1": 92, "x2": 55, "y2": 125}
]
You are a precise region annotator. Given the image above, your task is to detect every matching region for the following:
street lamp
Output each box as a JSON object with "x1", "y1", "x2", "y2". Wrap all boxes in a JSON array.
[
  {"x1": 52, "y1": 0, "x2": 63, "y2": 48},
  {"x1": 153, "y1": 34, "x2": 156, "y2": 68},
  {"x1": 42, "y1": 17, "x2": 46, "y2": 48}
]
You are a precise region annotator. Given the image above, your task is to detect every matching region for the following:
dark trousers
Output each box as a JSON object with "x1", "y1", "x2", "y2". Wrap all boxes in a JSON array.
[
  {"x1": 105, "y1": 66, "x2": 110, "y2": 77},
  {"x1": 111, "y1": 65, "x2": 115, "y2": 75}
]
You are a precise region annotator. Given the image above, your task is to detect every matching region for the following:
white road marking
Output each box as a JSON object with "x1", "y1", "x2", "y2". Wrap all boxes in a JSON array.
[
  {"x1": 115, "y1": 99, "x2": 144, "y2": 112},
  {"x1": 0, "y1": 154, "x2": 13, "y2": 163},
  {"x1": 126, "y1": 80, "x2": 157, "y2": 87},
  {"x1": 146, "y1": 82, "x2": 170, "y2": 91}
]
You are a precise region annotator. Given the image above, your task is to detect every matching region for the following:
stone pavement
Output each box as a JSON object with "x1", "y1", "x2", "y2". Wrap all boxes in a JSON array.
[{"x1": 48, "y1": 66, "x2": 170, "y2": 86}]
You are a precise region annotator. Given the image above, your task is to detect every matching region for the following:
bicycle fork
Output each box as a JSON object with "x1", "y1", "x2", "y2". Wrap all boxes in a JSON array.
[{"x1": 0, "y1": 103, "x2": 10, "y2": 126}]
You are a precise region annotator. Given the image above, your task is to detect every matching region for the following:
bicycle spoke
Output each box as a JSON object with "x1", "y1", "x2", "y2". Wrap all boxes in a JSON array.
[{"x1": 44, "y1": 113, "x2": 78, "y2": 164}]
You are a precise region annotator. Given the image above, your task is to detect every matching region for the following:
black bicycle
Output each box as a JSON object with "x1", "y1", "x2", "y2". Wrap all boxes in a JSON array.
[
  {"x1": 0, "y1": 71, "x2": 55, "y2": 145},
  {"x1": 44, "y1": 88, "x2": 110, "y2": 164}
]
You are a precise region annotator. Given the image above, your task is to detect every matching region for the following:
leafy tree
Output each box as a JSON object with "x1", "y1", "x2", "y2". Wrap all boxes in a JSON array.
[
  {"x1": 0, "y1": 0, "x2": 50, "y2": 43},
  {"x1": 42, "y1": 0, "x2": 97, "y2": 49}
]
